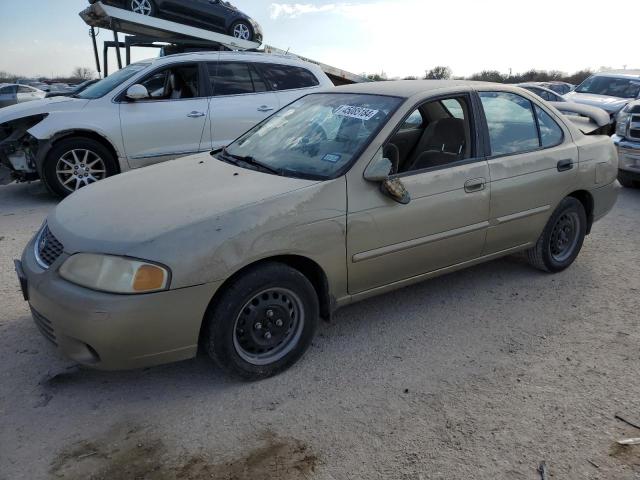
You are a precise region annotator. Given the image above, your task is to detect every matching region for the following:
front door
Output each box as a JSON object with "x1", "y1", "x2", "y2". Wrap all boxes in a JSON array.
[
  {"x1": 347, "y1": 94, "x2": 491, "y2": 294},
  {"x1": 119, "y1": 63, "x2": 210, "y2": 168}
]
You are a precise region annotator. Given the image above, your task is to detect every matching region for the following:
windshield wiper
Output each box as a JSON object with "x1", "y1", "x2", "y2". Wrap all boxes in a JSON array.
[{"x1": 223, "y1": 148, "x2": 280, "y2": 175}]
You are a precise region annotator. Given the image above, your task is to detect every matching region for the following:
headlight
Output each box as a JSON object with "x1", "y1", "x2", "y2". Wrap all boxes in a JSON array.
[
  {"x1": 616, "y1": 110, "x2": 630, "y2": 137},
  {"x1": 59, "y1": 253, "x2": 170, "y2": 294}
]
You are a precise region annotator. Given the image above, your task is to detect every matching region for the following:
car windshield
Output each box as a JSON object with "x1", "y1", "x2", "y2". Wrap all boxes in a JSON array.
[
  {"x1": 222, "y1": 93, "x2": 402, "y2": 180},
  {"x1": 575, "y1": 76, "x2": 640, "y2": 99},
  {"x1": 75, "y1": 63, "x2": 150, "y2": 99}
]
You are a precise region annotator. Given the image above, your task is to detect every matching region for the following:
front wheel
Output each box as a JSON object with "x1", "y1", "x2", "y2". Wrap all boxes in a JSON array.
[
  {"x1": 128, "y1": 0, "x2": 156, "y2": 16},
  {"x1": 229, "y1": 20, "x2": 253, "y2": 41},
  {"x1": 42, "y1": 137, "x2": 118, "y2": 198},
  {"x1": 204, "y1": 262, "x2": 319, "y2": 380},
  {"x1": 526, "y1": 197, "x2": 587, "y2": 273}
]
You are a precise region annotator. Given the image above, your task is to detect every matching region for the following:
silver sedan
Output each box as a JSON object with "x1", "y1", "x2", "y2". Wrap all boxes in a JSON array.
[{"x1": 0, "y1": 84, "x2": 46, "y2": 108}]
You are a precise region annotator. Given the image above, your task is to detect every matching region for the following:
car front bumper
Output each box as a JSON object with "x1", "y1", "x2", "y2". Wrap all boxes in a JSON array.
[
  {"x1": 17, "y1": 236, "x2": 221, "y2": 370},
  {"x1": 613, "y1": 135, "x2": 640, "y2": 181}
]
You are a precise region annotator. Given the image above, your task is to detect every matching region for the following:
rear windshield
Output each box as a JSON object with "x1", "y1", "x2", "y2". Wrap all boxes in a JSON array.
[
  {"x1": 75, "y1": 63, "x2": 150, "y2": 99},
  {"x1": 575, "y1": 76, "x2": 640, "y2": 99}
]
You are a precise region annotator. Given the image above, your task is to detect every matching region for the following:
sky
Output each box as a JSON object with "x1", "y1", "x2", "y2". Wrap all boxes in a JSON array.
[{"x1": 0, "y1": 0, "x2": 636, "y2": 80}]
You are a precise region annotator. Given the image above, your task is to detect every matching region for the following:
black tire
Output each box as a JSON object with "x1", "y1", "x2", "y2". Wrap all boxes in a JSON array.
[
  {"x1": 618, "y1": 172, "x2": 636, "y2": 189},
  {"x1": 526, "y1": 197, "x2": 587, "y2": 273},
  {"x1": 42, "y1": 137, "x2": 118, "y2": 198},
  {"x1": 229, "y1": 20, "x2": 254, "y2": 41},
  {"x1": 128, "y1": 0, "x2": 156, "y2": 16},
  {"x1": 204, "y1": 262, "x2": 319, "y2": 380}
]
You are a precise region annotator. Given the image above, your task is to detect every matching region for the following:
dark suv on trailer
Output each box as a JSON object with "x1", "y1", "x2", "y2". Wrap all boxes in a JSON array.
[{"x1": 90, "y1": 0, "x2": 263, "y2": 42}]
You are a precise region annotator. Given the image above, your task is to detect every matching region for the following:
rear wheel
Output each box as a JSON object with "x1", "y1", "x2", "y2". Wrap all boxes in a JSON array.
[
  {"x1": 128, "y1": 0, "x2": 156, "y2": 16},
  {"x1": 204, "y1": 262, "x2": 319, "y2": 380},
  {"x1": 526, "y1": 197, "x2": 587, "y2": 273},
  {"x1": 230, "y1": 20, "x2": 253, "y2": 41},
  {"x1": 42, "y1": 137, "x2": 118, "y2": 198}
]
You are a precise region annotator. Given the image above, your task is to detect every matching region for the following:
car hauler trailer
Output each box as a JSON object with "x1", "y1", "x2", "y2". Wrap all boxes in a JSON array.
[{"x1": 80, "y1": 1, "x2": 366, "y2": 85}]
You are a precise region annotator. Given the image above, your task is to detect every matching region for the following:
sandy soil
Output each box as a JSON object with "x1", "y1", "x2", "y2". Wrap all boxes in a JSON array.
[{"x1": 0, "y1": 181, "x2": 639, "y2": 480}]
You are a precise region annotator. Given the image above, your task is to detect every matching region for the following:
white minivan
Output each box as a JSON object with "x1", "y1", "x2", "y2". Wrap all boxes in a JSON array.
[{"x1": 0, "y1": 51, "x2": 333, "y2": 196}]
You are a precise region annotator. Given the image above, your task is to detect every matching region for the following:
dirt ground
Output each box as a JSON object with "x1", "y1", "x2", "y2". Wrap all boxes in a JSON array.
[{"x1": 0, "y1": 181, "x2": 639, "y2": 480}]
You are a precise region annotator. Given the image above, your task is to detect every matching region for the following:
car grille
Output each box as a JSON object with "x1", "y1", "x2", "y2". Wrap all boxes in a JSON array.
[
  {"x1": 629, "y1": 114, "x2": 640, "y2": 140},
  {"x1": 35, "y1": 225, "x2": 64, "y2": 269},
  {"x1": 31, "y1": 307, "x2": 57, "y2": 345}
]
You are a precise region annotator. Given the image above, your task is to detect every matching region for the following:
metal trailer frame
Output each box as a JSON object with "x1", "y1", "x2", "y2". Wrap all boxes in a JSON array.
[{"x1": 81, "y1": 1, "x2": 366, "y2": 84}]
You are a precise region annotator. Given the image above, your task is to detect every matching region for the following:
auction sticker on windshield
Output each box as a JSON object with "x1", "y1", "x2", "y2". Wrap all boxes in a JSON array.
[{"x1": 334, "y1": 105, "x2": 379, "y2": 121}]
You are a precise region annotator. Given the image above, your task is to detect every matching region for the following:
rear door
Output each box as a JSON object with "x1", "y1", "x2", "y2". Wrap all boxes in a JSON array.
[
  {"x1": 478, "y1": 90, "x2": 579, "y2": 253},
  {"x1": 207, "y1": 61, "x2": 280, "y2": 149},
  {"x1": 119, "y1": 62, "x2": 211, "y2": 168}
]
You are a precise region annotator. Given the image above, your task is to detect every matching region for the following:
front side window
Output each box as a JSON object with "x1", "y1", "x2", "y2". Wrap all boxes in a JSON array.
[
  {"x1": 18, "y1": 86, "x2": 32, "y2": 93},
  {"x1": 76, "y1": 62, "x2": 150, "y2": 99},
  {"x1": 138, "y1": 64, "x2": 201, "y2": 100},
  {"x1": 0, "y1": 86, "x2": 16, "y2": 94},
  {"x1": 400, "y1": 110, "x2": 424, "y2": 130},
  {"x1": 479, "y1": 91, "x2": 539, "y2": 155},
  {"x1": 222, "y1": 93, "x2": 401, "y2": 179},
  {"x1": 575, "y1": 76, "x2": 640, "y2": 99},
  {"x1": 208, "y1": 62, "x2": 267, "y2": 96},
  {"x1": 535, "y1": 106, "x2": 564, "y2": 147},
  {"x1": 259, "y1": 64, "x2": 320, "y2": 91},
  {"x1": 390, "y1": 96, "x2": 473, "y2": 174}
]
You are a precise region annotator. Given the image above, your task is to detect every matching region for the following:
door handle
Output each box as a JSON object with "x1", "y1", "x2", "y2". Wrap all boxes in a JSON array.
[
  {"x1": 464, "y1": 178, "x2": 486, "y2": 193},
  {"x1": 257, "y1": 106, "x2": 274, "y2": 113},
  {"x1": 557, "y1": 159, "x2": 574, "y2": 172},
  {"x1": 187, "y1": 111, "x2": 205, "y2": 118}
]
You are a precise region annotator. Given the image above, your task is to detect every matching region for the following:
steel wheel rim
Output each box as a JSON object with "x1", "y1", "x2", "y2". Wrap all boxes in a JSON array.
[
  {"x1": 55, "y1": 149, "x2": 107, "y2": 193},
  {"x1": 233, "y1": 23, "x2": 250, "y2": 40},
  {"x1": 233, "y1": 288, "x2": 304, "y2": 366},
  {"x1": 131, "y1": 0, "x2": 152, "y2": 15},
  {"x1": 549, "y1": 211, "x2": 580, "y2": 262}
]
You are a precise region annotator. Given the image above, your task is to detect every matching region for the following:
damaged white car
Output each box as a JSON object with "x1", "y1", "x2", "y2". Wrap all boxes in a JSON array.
[{"x1": 0, "y1": 51, "x2": 332, "y2": 196}]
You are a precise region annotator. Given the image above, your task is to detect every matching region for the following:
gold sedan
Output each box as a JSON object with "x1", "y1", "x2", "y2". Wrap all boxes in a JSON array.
[{"x1": 16, "y1": 81, "x2": 619, "y2": 379}]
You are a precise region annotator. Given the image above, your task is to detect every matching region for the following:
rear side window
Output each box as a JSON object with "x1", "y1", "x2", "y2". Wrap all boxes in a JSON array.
[
  {"x1": 0, "y1": 85, "x2": 17, "y2": 94},
  {"x1": 479, "y1": 91, "x2": 539, "y2": 156},
  {"x1": 259, "y1": 64, "x2": 320, "y2": 91},
  {"x1": 208, "y1": 62, "x2": 267, "y2": 96},
  {"x1": 535, "y1": 105, "x2": 564, "y2": 147}
]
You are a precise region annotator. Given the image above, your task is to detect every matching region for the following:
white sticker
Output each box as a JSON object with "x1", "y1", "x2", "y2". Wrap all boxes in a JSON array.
[
  {"x1": 322, "y1": 153, "x2": 342, "y2": 163},
  {"x1": 334, "y1": 105, "x2": 379, "y2": 121}
]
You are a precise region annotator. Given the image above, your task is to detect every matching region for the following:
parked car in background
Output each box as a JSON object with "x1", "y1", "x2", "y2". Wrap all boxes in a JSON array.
[
  {"x1": 16, "y1": 79, "x2": 50, "y2": 92},
  {"x1": 47, "y1": 83, "x2": 73, "y2": 95},
  {"x1": 565, "y1": 71, "x2": 640, "y2": 120},
  {"x1": 45, "y1": 80, "x2": 99, "y2": 98},
  {"x1": 0, "y1": 51, "x2": 332, "y2": 196},
  {"x1": 613, "y1": 99, "x2": 640, "y2": 188},
  {"x1": 15, "y1": 81, "x2": 619, "y2": 379},
  {"x1": 518, "y1": 83, "x2": 567, "y2": 102},
  {"x1": 0, "y1": 84, "x2": 46, "y2": 108},
  {"x1": 538, "y1": 81, "x2": 574, "y2": 95},
  {"x1": 90, "y1": 0, "x2": 263, "y2": 42}
]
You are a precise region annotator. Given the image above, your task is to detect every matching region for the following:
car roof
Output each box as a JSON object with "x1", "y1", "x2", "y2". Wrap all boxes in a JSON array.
[
  {"x1": 593, "y1": 70, "x2": 640, "y2": 79},
  {"x1": 146, "y1": 50, "x2": 320, "y2": 68},
  {"x1": 330, "y1": 80, "x2": 514, "y2": 98}
]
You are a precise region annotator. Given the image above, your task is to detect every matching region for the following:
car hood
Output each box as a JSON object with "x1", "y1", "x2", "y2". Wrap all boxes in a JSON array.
[
  {"x1": 563, "y1": 92, "x2": 629, "y2": 114},
  {"x1": 48, "y1": 152, "x2": 320, "y2": 254},
  {"x1": 0, "y1": 96, "x2": 89, "y2": 123}
]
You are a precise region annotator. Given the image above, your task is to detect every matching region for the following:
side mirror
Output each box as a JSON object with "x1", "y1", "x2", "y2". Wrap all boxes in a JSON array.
[
  {"x1": 364, "y1": 152, "x2": 411, "y2": 205},
  {"x1": 126, "y1": 84, "x2": 149, "y2": 101}
]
